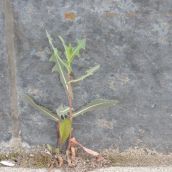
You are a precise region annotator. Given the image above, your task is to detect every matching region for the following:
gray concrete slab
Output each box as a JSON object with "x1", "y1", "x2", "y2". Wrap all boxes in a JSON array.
[
  {"x1": 12, "y1": 0, "x2": 172, "y2": 152},
  {"x1": 0, "y1": 168, "x2": 59, "y2": 172},
  {"x1": 0, "y1": 0, "x2": 171, "y2": 152},
  {"x1": 92, "y1": 167, "x2": 172, "y2": 172},
  {"x1": 1, "y1": 167, "x2": 172, "y2": 172}
]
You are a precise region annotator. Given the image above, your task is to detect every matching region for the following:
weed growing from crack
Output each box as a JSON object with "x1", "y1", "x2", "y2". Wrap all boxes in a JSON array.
[{"x1": 25, "y1": 32, "x2": 118, "y2": 166}]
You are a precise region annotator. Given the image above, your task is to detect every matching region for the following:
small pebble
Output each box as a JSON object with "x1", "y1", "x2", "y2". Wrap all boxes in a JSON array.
[{"x1": 0, "y1": 160, "x2": 15, "y2": 167}]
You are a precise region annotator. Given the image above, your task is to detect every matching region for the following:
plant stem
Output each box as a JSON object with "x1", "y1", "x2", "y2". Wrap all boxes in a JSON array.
[
  {"x1": 67, "y1": 73, "x2": 73, "y2": 119},
  {"x1": 67, "y1": 73, "x2": 73, "y2": 149},
  {"x1": 56, "y1": 121, "x2": 60, "y2": 147}
]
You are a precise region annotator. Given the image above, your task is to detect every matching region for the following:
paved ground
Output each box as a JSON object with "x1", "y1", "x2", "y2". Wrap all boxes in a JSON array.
[
  {"x1": 0, "y1": 167, "x2": 172, "y2": 172},
  {"x1": 92, "y1": 167, "x2": 172, "y2": 172}
]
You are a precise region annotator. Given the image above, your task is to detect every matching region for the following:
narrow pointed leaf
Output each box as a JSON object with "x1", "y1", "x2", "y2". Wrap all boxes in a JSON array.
[
  {"x1": 73, "y1": 99, "x2": 118, "y2": 118},
  {"x1": 69, "y1": 65, "x2": 100, "y2": 83},
  {"x1": 46, "y1": 32, "x2": 67, "y2": 69},
  {"x1": 59, "y1": 36, "x2": 74, "y2": 63},
  {"x1": 59, "y1": 36, "x2": 74, "y2": 73},
  {"x1": 51, "y1": 54, "x2": 69, "y2": 96},
  {"x1": 46, "y1": 30, "x2": 55, "y2": 51},
  {"x1": 59, "y1": 36, "x2": 86, "y2": 73},
  {"x1": 58, "y1": 36, "x2": 69, "y2": 60},
  {"x1": 50, "y1": 52, "x2": 67, "y2": 69},
  {"x1": 25, "y1": 95, "x2": 59, "y2": 122},
  {"x1": 72, "y1": 39, "x2": 86, "y2": 58},
  {"x1": 46, "y1": 32, "x2": 69, "y2": 95},
  {"x1": 69, "y1": 39, "x2": 86, "y2": 68},
  {"x1": 59, "y1": 119, "x2": 72, "y2": 145},
  {"x1": 49, "y1": 53, "x2": 57, "y2": 63},
  {"x1": 52, "y1": 63, "x2": 59, "y2": 72}
]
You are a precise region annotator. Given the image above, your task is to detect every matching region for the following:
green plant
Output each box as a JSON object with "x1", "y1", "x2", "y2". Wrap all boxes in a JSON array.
[{"x1": 25, "y1": 32, "x2": 118, "y2": 165}]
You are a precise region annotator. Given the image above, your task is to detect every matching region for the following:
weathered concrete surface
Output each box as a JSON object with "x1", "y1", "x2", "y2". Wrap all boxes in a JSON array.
[
  {"x1": 0, "y1": 1, "x2": 12, "y2": 142},
  {"x1": 0, "y1": 0, "x2": 172, "y2": 152},
  {"x1": 93, "y1": 167, "x2": 172, "y2": 172},
  {"x1": 0, "y1": 168, "x2": 59, "y2": 172}
]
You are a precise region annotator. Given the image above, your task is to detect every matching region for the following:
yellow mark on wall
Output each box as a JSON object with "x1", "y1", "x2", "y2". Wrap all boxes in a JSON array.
[{"x1": 64, "y1": 12, "x2": 77, "y2": 21}]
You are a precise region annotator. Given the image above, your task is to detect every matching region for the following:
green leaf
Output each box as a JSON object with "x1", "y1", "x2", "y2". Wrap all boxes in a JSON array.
[
  {"x1": 69, "y1": 64, "x2": 100, "y2": 83},
  {"x1": 73, "y1": 99, "x2": 119, "y2": 118},
  {"x1": 46, "y1": 30, "x2": 55, "y2": 51},
  {"x1": 69, "y1": 39, "x2": 86, "y2": 68},
  {"x1": 56, "y1": 104, "x2": 70, "y2": 119},
  {"x1": 46, "y1": 32, "x2": 69, "y2": 95},
  {"x1": 46, "y1": 31, "x2": 67, "y2": 69},
  {"x1": 25, "y1": 95, "x2": 59, "y2": 122},
  {"x1": 58, "y1": 36, "x2": 73, "y2": 62},
  {"x1": 59, "y1": 36, "x2": 73, "y2": 72},
  {"x1": 59, "y1": 119, "x2": 72, "y2": 145},
  {"x1": 59, "y1": 36, "x2": 86, "y2": 72},
  {"x1": 47, "y1": 144, "x2": 53, "y2": 153},
  {"x1": 72, "y1": 39, "x2": 86, "y2": 58},
  {"x1": 50, "y1": 51, "x2": 67, "y2": 69},
  {"x1": 58, "y1": 36, "x2": 68, "y2": 58}
]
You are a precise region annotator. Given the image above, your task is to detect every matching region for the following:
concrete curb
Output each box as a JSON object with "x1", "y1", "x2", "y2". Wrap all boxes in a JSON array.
[
  {"x1": 0, "y1": 167, "x2": 172, "y2": 172},
  {"x1": 92, "y1": 167, "x2": 172, "y2": 172},
  {"x1": 0, "y1": 168, "x2": 59, "y2": 172}
]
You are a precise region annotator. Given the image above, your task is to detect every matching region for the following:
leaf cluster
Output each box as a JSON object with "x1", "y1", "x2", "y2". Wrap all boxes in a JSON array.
[{"x1": 26, "y1": 32, "x2": 118, "y2": 149}]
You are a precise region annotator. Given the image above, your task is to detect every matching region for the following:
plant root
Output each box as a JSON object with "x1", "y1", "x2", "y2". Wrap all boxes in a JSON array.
[
  {"x1": 48, "y1": 154, "x2": 64, "y2": 172},
  {"x1": 66, "y1": 146, "x2": 77, "y2": 167}
]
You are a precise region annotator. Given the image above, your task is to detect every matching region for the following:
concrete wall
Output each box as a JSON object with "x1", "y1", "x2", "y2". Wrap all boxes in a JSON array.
[{"x1": 1, "y1": 0, "x2": 172, "y2": 153}]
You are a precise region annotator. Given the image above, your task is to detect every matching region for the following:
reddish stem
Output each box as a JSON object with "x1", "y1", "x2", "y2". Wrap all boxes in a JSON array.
[
  {"x1": 67, "y1": 73, "x2": 73, "y2": 149},
  {"x1": 56, "y1": 122, "x2": 60, "y2": 147}
]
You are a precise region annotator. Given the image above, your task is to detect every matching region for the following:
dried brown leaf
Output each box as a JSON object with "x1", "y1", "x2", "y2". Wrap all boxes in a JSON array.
[
  {"x1": 69, "y1": 137, "x2": 99, "y2": 157},
  {"x1": 57, "y1": 155, "x2": 63, "y2": 167},
  {"x1": 71, "y1": 146, "x2": 76, "y2": 162}
]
